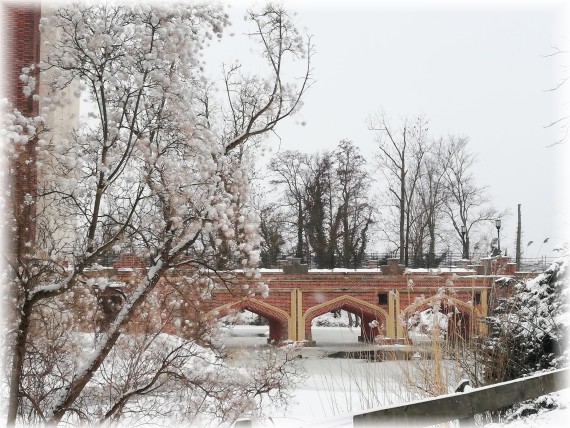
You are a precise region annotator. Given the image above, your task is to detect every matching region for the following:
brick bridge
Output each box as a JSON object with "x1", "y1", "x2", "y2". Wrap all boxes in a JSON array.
[
  {"x1": 200, "y1": 258, "x2": 515, "y2": 344},
  {"x1": 103, "y1": 255, "x2": 520, "y2": 345}
]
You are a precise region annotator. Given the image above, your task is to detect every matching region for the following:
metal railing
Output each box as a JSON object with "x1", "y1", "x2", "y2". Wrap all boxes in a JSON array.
[
  {"x1": 94, "y1": 247, "x2": 559, "y2": 274},
  {"x1": 517, "y1": 256, "x2": 558, "y2": 273},
  {"x1": 302, "y1": 252, "x2": 559, "y2": 271}
]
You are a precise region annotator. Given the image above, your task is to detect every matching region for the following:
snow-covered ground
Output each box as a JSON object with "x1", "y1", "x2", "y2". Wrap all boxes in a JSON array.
[
  {"x1": 220, "y1": 321, "x2": 570, "y2": 428},
  {"x1": 485, "y1": 389, "x2": 570, "y2": 428},
  {"x1": 3, "y1": 310, "x2": 565, "y2": 428},
  {"x1": 222, "y1": 325, "x2": 398, "y2": 426}
]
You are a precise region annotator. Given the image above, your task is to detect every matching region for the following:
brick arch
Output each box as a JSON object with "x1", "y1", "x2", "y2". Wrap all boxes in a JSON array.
[
  {"x1": 401, "y1": 294, "x2": 481, "y2": 341},
  {"x1": 207, "y1": 298, "x2": 291, "y2": 342},
  {"x1": 303, "y1": 295, "x2": 390, "y2": 343}
]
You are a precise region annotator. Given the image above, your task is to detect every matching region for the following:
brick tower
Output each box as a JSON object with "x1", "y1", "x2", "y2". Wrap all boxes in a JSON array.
[{"x1": 3, "y1": 3, "x2": 42, "y2": 257}]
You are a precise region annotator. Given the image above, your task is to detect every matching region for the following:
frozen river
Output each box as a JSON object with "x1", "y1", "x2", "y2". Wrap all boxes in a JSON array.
[
  {"x1": 219, "y1": 326, "x2": 570, "y2": 428},
  {"x1": 219, "y1": 325, "x2": 424, "y2": 427},
  {"x1": 220, "y1": 324, "x2": 366, "y2": 349}
]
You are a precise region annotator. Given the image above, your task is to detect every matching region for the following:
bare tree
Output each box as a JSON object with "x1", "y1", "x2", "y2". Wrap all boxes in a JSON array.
[
  {"x1": 268, "y1": 150, "x2": 311, "y2": 261},
  {"x1": 4, "y1": 3, "x2": 311, "y2": 425},
  {"x1": 335, "y1": 140, "x2": 374, "y2": 268},
  {"x1": 267, "y1": 141, "x2": 374, "y2": 269},
  {"x1": 411, "y1": 138, "x2": 451, "y2": 267},
  {"x1": 222, "y1": 7, "x2": 314, "y2": 154},
  {"x1": 442, "y1": 136, "x2": 502, "y2": 259},
  {"x1": 257, "y1": 201, "x2": 287, "y2": 268},
  {"x1": 370, "y1": 113, "x2": 429, "y2": 265}
]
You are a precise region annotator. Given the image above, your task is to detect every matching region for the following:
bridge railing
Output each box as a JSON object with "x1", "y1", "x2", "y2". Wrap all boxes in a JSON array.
[
  {"x1": 305, "y1": 252, "x2": 558, "y2": 271},
  {"x1": 92, "y1": 246, "x2": 559, "y2": 274},
  {"x1": 517, "y1": 256, "x2": 558, "y2": 273}
]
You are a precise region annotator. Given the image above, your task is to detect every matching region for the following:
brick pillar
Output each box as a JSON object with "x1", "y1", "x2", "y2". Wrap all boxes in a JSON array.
[
  {"x1": 359, "y1": 314, "x2": 377, "y2": 343},
  {"x1": 387, "y1": 290, "x2": 396, "y2": 338},
  {"x1": 380, "y1": 258, "x2": 405, "y2": 275},
  {"x1": 268, "y1": 319, "x2": 285, "y2": 343}
]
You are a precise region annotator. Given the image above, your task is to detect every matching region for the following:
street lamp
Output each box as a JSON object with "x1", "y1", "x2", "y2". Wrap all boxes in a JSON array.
[
  {"x1": 495, "y1": 219, "x2": 501, "y2": 253},
  {"x1": 461, "y1": 225, "x2": 467, "y2": 259}
]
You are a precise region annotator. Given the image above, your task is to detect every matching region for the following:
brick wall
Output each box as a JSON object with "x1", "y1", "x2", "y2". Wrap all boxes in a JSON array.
[
  {"x1": 113, "y1": 253, "x2": 147, "y2": 269},
  {"x1": 4, "y1": 3, "x2": 41, "y2": 114}
]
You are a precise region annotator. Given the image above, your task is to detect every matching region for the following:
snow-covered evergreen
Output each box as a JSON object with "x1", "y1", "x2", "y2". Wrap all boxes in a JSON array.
[
  {"x1": 483, "y1": 249, "x2": 569, "y2": 420},
  {"x1": 487, "y1": 252, "x2": 568, "y2": 382}
]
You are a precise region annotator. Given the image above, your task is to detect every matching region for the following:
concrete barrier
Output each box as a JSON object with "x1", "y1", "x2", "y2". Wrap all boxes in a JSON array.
[{"x1": 353, "y1": 367, "x2": 569, "y2": 427}]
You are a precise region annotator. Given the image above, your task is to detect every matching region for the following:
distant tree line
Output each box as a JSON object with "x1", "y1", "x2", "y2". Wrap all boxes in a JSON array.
[{"x1": 257, "y1": 114, "x2": 503, "y2": 268}]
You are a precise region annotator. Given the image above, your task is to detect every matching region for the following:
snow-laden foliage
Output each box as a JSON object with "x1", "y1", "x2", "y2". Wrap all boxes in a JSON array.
[
  {"x1": 479, "y1": 251, "x2": 569, "y2": 421},
  {"x1": 76, "y1": 333, "x2": 303, "y2": 427},
  {"x1": 485, "y1": 253, "x2": 569, "y2": 384},
  {"x1": 407, "y1": 307, "x2": 449, "y2": 338},
  {"x1": 510, "y1": 255, "x2": 569, "y2": 371},
  {"x1": 1, "y1": 99, "x2": 45, "y2": 150},
  {"x1": 404, "y1": 287, "x2": 464, "y2": 342},
  {"x1": 3, "y1": 2, "x2": 311, "y2": 426}
]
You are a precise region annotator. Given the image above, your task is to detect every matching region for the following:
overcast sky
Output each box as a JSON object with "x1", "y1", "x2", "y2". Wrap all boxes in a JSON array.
[{"x1": 208, "y1": 0, "x2": 570, "y2": 257}]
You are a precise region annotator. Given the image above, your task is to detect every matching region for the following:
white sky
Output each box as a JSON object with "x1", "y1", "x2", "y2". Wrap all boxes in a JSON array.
[{"x1": 209, "y1": 0, "x2": 570, "y2": 257}]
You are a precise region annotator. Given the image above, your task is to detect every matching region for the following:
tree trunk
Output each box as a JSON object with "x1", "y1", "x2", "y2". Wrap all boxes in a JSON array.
[
  {"x1": 296, "y1": 200, "x2": 304, "y2": 261},
  {"x1": 342, "y1": 202, "x2": 350, "y2": 268},
  {"x1": 46, "y1": 261, "x2": 168, "y2": 423},
  {"x1": 404, "y1": 208, "x2": 412, "y2": 267},
  {"x1": 6, "y1": 298, "x2": 35, "y2": 426},
  {"x1": 399, "y1": 168, "x2": 406, "y2": 264}
]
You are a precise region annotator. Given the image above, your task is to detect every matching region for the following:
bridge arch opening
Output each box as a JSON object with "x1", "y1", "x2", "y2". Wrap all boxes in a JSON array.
[
  {"x1": 402, "y1": 295, "x2": 481, "y2": 344},
  {"x1": 304, "y1": 295, "x2": 390, "y2": 344},
  {"x1": 222, "y1": 309, "x2": 268, "y2": 326},
  {"x1": 208, "y1": 298, "x2": 290, "y2": 343}
]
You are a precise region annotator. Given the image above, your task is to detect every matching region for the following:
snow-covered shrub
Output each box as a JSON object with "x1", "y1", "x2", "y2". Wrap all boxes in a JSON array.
[
  {"x1": 311, "y1": 310, "x2": 356, "y2": 327},
  {"x1": 75, "y1": 334, "x2": 304, "y2": 427},
  {"x1": 220, "y1": 310, "x2": 268, "y2": 326},
  {"x1": 501, "y1": 392, "x2": 563, "y2": 424},
  {"x1": 480, "y1": 252, "x2": 569, "y2": 421},
  {"x1": 485, "y1": 254, "x2": 569, "y2": 383}
]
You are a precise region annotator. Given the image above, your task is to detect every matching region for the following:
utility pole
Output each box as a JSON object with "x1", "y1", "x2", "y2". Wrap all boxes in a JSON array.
[
  {"x1": 515, "y1": 204, "x2": 522, "y2": 270},
  {"x1": 516, "y1": 204, "x2": 522, "y2": 270}
]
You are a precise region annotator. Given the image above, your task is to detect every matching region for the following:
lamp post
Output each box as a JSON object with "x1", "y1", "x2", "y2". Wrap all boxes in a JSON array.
[
  {"x1": 461, "y1": 225, "x2": 467, "y2": 259},
  {"x1": 495, "y1": 219, "x2": 501, "y2": 254}
]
